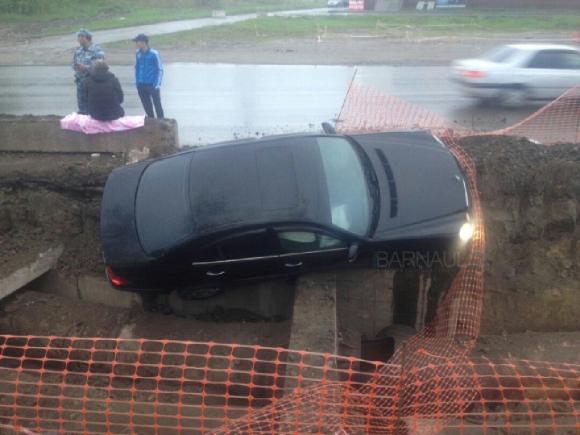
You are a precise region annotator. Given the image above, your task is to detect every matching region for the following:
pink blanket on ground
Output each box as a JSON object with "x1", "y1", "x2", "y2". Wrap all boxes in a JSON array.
[{"x1": 60, "y1": 113, "x2": 145, "y2": 134}]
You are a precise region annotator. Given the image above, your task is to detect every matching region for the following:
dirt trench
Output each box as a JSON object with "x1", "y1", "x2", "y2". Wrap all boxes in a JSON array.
[
  {"x1": 458, "y1": 136, "x2": 580, "y2": 334},
  {"x1": 0, "y1": 135, "x2": 579, "y2": 360},
  {"x1": 0, "y1": 152, "x2": 116, "y2": 278}
]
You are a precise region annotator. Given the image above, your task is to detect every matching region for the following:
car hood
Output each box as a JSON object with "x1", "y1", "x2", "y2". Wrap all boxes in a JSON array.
[
  {"x1": 351, "y1": 131, "x2": 469, "y2": 240},
  {"x1": 100, "y1": 162, "x2": 152, "y2": 267}
]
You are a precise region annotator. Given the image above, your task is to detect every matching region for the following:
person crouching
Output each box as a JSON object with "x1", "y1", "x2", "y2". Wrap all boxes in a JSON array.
[{"x1": 85, "y1": 61, "x2": 125, "y2": 121}]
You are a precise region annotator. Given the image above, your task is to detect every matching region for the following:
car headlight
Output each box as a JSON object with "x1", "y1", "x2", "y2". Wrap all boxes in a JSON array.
[{"x1": 459, "y1": 222, "x2": 474, "y2": 242}]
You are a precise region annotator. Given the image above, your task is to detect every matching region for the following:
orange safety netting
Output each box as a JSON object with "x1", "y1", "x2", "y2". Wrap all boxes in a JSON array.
[
  {"x1": 338, "y1": 82, "x2": 580, "y2": 145},
  {"x1": 0, "y1": 337, "x2": 578, "y2": 434},
  {"x1": 0, "y1": 84, "x2": 578, "y2": 434},
  {"x1": 497, "y1": 86, "x2": 580, "y2": 145}
]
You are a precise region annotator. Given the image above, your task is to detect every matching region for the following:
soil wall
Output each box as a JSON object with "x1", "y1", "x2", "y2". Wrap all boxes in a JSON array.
[{"x1": 459, "y1": 136, "x2": 580, "y2": 334}]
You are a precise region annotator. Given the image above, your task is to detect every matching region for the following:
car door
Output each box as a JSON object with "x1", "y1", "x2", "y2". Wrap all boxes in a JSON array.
[
  {"x1": 559, "y1": 50, "x2": 580, "y2": 92},
  {"x1": 523, "y1": 50, "x2": 580, "y2": 99},
  {"x1": 190, "y1": 229, "x2": 282, "y2": 287},
  {"x1": 274, "y1": 228, "x2": 350, "y2": 275}
]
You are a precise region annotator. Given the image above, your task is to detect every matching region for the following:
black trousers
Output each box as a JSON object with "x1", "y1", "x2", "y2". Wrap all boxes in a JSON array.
[{"x1": 137, "y1": 84, "x2": 164, "y2": 119}]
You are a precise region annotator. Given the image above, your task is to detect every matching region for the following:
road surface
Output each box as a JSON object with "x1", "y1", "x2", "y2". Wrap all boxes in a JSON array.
[{"x1": 0, "y1": 64, "x2": 539, "y2": 145}]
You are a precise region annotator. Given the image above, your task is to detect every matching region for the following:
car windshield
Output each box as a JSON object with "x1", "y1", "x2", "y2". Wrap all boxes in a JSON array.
[
  {"x1": 482, "y1": 45, "x2": 518, "y2": 63},
  {"x1": 317, "y1": 137, "x2": 371, "y2": 236}
]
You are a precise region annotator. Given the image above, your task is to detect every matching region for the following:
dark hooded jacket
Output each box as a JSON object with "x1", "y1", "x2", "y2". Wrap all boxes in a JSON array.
[{"x1": 85, "y1": 62, "x2": 125, "y2": 121}]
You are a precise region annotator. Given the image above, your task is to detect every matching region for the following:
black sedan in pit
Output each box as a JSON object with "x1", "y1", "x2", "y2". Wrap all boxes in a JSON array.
[{"x1": 101, "y1": 130, "x2": 473, "y2": 298}]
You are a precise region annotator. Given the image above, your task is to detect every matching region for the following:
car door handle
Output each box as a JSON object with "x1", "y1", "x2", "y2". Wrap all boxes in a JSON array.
[
  {"x1": 284, "y1": 261, "x2": 303, "y2": 268},
  {"x1": 206, "y1": 270, "x2": 225, "y2": 277}
]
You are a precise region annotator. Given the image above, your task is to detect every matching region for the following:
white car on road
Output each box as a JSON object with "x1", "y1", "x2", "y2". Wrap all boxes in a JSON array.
[{"x1": 451, "y1": 44, "x2": 580, "y2": 107}]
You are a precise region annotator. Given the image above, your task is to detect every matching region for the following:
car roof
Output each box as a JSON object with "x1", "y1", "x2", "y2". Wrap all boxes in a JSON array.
[
  {"x1": 197, "y1": 132, "x2": 328, "y2": 151},
  {"x1": 506, "y1": 43, "x2": 579, "y2": 52},
  {"x1": 182, "y1": 134, "x2": 334, "y2": 237}
]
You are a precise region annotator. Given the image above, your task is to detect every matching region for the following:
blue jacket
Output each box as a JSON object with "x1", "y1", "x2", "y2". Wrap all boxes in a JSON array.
[{"x1": 135, "y1": 48, "x2": 163, "y2": 88}]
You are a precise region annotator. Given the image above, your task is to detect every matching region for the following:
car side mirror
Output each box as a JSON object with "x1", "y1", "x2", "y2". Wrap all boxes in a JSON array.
[
  {"x1": 347, "y1": 243, "x2": 360, "y2": 263},
  {"x1": 321, "y1": 121, "x2": 337, "y2": 135}
]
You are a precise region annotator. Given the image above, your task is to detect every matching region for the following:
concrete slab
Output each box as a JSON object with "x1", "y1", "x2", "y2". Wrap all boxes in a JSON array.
[
  {"x1": 336, "y1": 267, "x2": 395, "y2": 341},
  {"x1": 288, "y1": 273, "x2": 337, "y2": 354},
  {"x1": 284, "y1": 273, "x2": 338, "y2": 393},
  {"x1": 26, "y1": 270, "x2": 142, "y2": 310},
  {"x1": 78, "y1": 275, "x2": 142, "y2": 309},
  {"x1": 0, "y1": 245, "x2": 63, "y2": 301},
  {"x1": 25, "y1": 269, "x2": 79, "y2": 300},
  {"x1": 0, "y1": 115, "x2": 179, "y2": 155}
]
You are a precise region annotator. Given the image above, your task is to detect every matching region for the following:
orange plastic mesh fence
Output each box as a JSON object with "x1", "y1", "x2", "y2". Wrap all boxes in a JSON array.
[
  {"x1": 338, "y1": 82, "x2": 580, "y2": 145},
  {"x1": 0, "y1": 336, "x2": 578, "y2": 434},
  {"x1": 497, "y1": 86, "x2": 580, "y2": 145},
  {"x1": 1, "y1": 85, "x2": 578, "y2": 434},
  {"x1": 336, "y1": 83, "x2": 470, "y2": 137}
]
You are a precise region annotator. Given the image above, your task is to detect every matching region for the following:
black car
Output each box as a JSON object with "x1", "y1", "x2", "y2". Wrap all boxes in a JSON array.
[{"x1": 101, "y1": 131, "x2": 473, "y2": 298}]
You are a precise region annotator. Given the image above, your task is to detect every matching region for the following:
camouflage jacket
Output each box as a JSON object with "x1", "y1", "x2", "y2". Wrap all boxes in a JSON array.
[{"x1": 72, "y1": 43, "x2": 105, "y2": 83}]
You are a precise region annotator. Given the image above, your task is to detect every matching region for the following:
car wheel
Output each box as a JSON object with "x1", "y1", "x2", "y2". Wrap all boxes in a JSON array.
[
  {"x1": 501, "y1": 86, "x2": 528, "y2": 108},
  {"x1": 177, "y1": 286, "x2": 224, "y2": 300},
  {"x1": 473, "y1": 96, "x2": 496, "y2": 107}
]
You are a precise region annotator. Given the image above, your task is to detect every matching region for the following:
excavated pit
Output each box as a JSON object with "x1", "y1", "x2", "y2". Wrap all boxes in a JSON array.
[{"x1": 0, "y1": 134, "x2": 579, "y2": 363}]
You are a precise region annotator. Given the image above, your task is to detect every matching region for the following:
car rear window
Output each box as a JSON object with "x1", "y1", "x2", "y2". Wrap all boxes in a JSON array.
[
  {"x1": 483, "y1": 46, "x2": 518, "y2": 63},
  {"x1": 136, "y1": 154, "x2": 193, "y2": 255}
]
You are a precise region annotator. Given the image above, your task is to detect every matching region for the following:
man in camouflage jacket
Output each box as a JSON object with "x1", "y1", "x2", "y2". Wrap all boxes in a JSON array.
[{"x1": 72, "y1": 29, "x2": 104, "y2": 114}]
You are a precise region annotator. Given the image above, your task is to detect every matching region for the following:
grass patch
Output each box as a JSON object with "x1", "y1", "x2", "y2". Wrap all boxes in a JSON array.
[
  {"x1": 106, "y1": 14, "x2": 580, "y2": 48},
  {"x1": 0, "y1": 0, "x2": 326, "y2": 36}
]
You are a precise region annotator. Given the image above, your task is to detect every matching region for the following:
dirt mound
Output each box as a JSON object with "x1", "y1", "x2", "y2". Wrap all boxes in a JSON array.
[
  {"x1": 474, "y1": 332, "x2": 580, "y2": 364},
  {"x1": 458, "y1": 136, "x2": 580, "y2": 333},
  {"x1": 0, "y1": 291, "x2": 290, "y2": 347}
]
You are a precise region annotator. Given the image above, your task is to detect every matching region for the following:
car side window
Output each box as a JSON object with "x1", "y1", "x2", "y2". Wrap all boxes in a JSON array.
[
  {"x1": 194, "y1": 231, "x2": 277, "y2": 263},
  {"x1": 277, "y1": 231, "x2": 347, "y2": 254},
  {"x1": 561, "y1": 52, "x2": 580, "y2": 69},
  {"x1": 527, "y1": 50, "x2": 578, "y2": 69}
]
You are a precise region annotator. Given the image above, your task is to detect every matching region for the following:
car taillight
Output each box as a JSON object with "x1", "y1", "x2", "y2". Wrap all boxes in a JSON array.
[
  {"x1": 106, "y1": 266, "x2": 130, "y2": 287},
  {"x1": 462, "y1": 70, "x2": 487, "y2": 79}
]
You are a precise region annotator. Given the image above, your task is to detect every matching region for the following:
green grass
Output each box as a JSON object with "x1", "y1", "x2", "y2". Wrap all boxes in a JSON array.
[
  {"x1": 106, "y1": 14, "x2": 580, "y2": 48},
  {"x1": 0, "y1": 0, "x2": 326, "y2": 36}
]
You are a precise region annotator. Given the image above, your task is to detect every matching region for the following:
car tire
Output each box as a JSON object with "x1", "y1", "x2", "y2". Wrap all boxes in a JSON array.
[
  {"x1": 473, "y1": 96, "x2": 495, "y2": 107},
  {"x1": 177, "y1": 286, "x2": 224, "y2": 300},
  {"x1": 500, "y1": 86, "x2": 528, "y2": 108}
]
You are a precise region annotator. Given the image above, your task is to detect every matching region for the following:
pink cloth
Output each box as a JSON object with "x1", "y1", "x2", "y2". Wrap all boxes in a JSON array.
[{"x1": 60, "y1": 113, "x2": 145, "y2": 134}]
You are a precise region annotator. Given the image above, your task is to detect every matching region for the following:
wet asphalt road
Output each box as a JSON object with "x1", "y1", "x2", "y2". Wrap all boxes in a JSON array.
[{"x1": 0, "y1": 64, "x2": 539, "y2": 145}]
